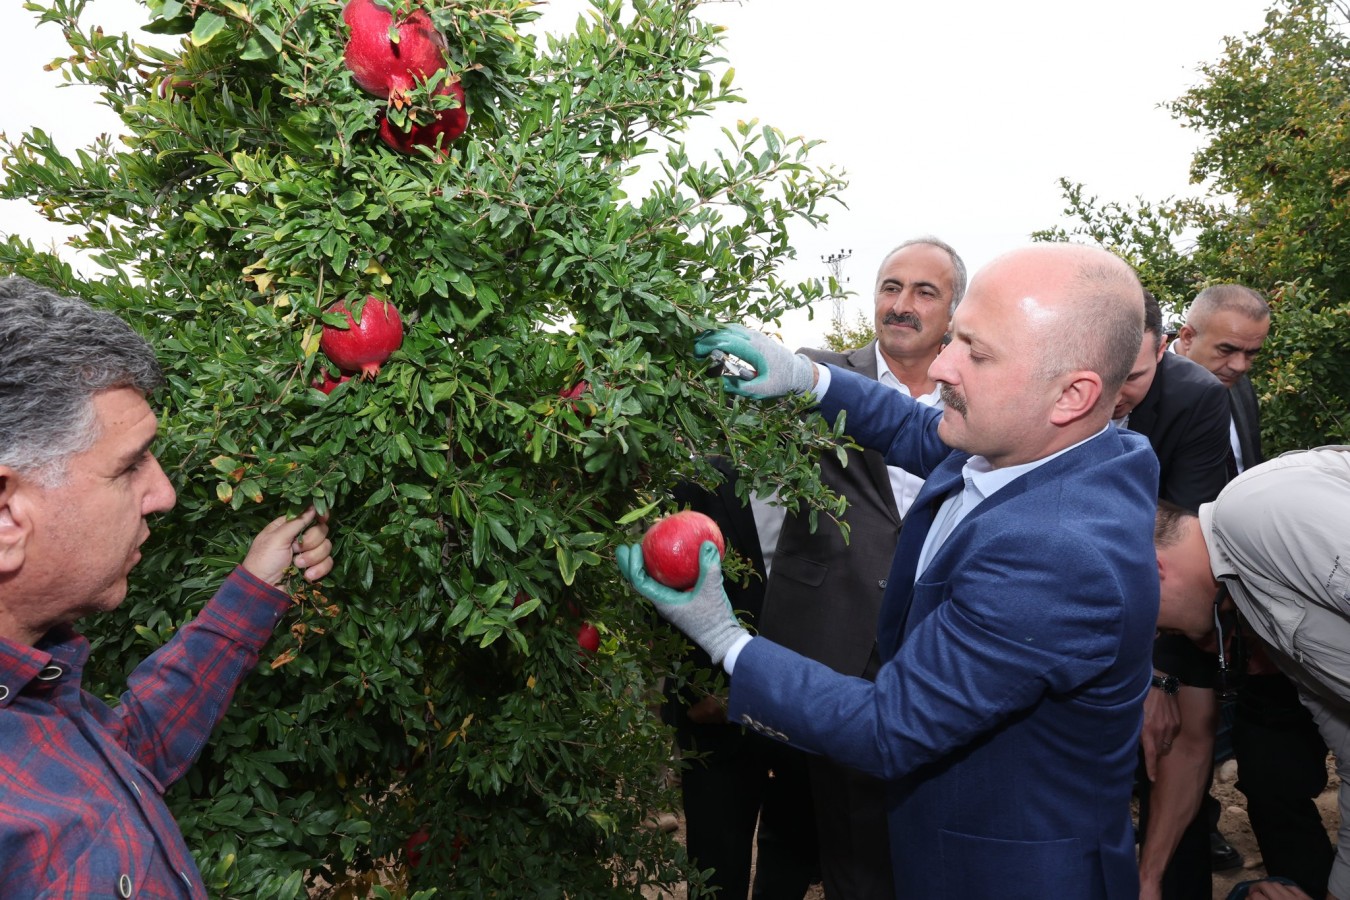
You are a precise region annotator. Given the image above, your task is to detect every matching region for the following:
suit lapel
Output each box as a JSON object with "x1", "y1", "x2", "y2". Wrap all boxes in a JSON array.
[
  {"x1": 1229, "y1": 378, "x2": 1263, "y2": 469},
  {"x1": 847, "y1": 342, "x2": 904, "y2": 524},
  {"x1": 876, "y1": 456, "x2": 966, "y2": 656},
  {"x1": 885, "y1": 429, "x2": 1124, "y2": 648}
]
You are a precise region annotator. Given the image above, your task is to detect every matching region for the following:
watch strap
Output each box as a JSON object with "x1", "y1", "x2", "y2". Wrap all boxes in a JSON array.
[{"x1": 1150, "y1": 673, "x2": 1180, "y2": 695}]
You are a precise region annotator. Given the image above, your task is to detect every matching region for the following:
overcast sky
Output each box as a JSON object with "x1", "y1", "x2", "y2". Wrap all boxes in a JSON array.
[{"x1": 1, "y1": 0, "x2": 1274, "y2": 347}]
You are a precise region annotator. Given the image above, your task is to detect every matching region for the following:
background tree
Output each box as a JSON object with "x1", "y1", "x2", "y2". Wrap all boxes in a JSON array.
[
  {"x1": 0, "y1": 0, "x2": 846, "y2": 895},
  {"x1": 1035, "y1": 0, "x2": 1350, "y2": 454},
  {"x1": 821, "y1": 310, "x2": 874, "y2": 353}
]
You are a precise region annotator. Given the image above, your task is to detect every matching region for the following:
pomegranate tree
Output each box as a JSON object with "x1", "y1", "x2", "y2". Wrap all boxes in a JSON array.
[
  {"x1": 1, "y1": 0, "x2": 847, "y2": 893},
  {"x1": 319, "y1": 297, "x2": 404, "y2": 378}
]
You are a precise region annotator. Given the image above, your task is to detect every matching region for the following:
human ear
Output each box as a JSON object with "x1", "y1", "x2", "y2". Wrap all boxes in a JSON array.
[
  {"x1": 0, "y1": 469, "x2": 31, "y2": 574},
  {"x1": 1050, "y1": 370, "x2": 1103, "y2": 425}
]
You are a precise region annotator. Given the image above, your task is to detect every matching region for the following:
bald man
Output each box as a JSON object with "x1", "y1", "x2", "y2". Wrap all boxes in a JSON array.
[{"x1": 622, "y1": 244, "x2": 1160, "y2": 899}]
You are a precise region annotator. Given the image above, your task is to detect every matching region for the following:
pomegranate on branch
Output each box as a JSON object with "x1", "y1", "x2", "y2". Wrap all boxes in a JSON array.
[
  {"x1": 312, "y1": 370, "x2": 352, "y2": 395},
  {"x1": 319, "y1": 297, "x2": 404, "y2": 379},
  {"x1": 378, "y1": 81, "x2": 468, "y2": 155},
  {"x1": 342, "y1": 0, "x2": 470, "y2": 153},
  {"x1": 342, "y1": 0, "x2": 448, "y2": 101},
  {"x1": 576, "y1": 622, "x2": 601, "y2": 655}
]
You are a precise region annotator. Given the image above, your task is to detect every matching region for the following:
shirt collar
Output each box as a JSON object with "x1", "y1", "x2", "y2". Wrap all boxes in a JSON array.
[
  {"x1": 0, "y1": 627, "x2": 88, "y2": 707},
  {"x1": 874, "y1": 343, "x2": 942, "y2": 405},
  {"x1": 1197, "y1": 501, "x2": 1237, "y2": 580},
  {"x1": 960, "y1": 424, "x2": 1112, "y2": 507}
]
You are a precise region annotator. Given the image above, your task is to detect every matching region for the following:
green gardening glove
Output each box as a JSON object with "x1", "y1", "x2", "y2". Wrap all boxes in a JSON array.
[
  {"x1": 694, "y1": 324, "x2": 816, "y2": 399},
  {"x1": 616, "y1": 541, "x2": 749, "y2": 666}
]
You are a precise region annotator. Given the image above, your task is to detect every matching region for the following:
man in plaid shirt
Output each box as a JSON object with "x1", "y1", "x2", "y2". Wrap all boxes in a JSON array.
[{"x1": 0, "y1": 276, "x2": 335, "y2": 898}]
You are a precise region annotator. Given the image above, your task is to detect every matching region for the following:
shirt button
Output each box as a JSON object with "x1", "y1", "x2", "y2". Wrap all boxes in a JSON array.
[
  {"x1": 0, "y1": 685, "x2": 9, "y2": 702},
  {"x1": 118, "y1": 873, "x2": 133, "y2": 897},
  {"x1": 37, "y1": 665, "x2": 64, "y2": 681},
  {"x1": 877, "y1": 579, "x2": 887, "y2": 589}
]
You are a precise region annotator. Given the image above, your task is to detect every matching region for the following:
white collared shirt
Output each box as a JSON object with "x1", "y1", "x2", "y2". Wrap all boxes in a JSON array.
[{"x1": 913, "y1": 425, "x2": 1111, "y2": 576}]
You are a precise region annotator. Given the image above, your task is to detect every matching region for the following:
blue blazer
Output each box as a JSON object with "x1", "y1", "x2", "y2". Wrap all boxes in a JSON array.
[{"x1": 728, "y1": 366, "x2": 1160, "y2": 900}]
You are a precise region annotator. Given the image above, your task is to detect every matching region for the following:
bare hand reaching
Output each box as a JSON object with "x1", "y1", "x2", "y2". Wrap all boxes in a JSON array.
[{"x1": 241, "y1": 507, "x2": 333, "y2": 587}]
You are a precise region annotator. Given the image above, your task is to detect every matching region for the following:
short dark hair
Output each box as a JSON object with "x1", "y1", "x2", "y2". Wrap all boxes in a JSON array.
[
  {"x1": 1142, "y1": 289, "x2": 1164, "y2": 350},
  {"x1": 0, "y1": 276, "x2": 162, "y2": 485},
  {"x1": 1155, "y1": 499, "x2": 1197, "y2": 549}
]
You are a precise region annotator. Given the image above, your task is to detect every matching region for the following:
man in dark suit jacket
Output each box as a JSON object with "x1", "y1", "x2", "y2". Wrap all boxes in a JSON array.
[
  {"x1": 757, "y1": 238, "x2": 965, "y2": 900},
  {"x1": 1174, "y1": 286, "x2": 1335, "y2": 898},
  {"x1": 664, "y1": 458, "x2": 820, "y2": 899},
  {"x1": 1117, "y1": 291, "x2": 1231, "y2": 513},
  {"x1": 621, "y1": 244, "x2": 1160, "y2": 899},
  {"x1": 1114, "y1": 290, "x2": 1230, "y2": 898},
  {"x1": 1174, "y1": 285, "x2": 1270, "y2": 477}
]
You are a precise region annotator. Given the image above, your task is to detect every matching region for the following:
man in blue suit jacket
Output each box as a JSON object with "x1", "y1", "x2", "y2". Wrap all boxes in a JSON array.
[{"x1": 619, "y1": 244, "x2": 1161, "y2": 900}]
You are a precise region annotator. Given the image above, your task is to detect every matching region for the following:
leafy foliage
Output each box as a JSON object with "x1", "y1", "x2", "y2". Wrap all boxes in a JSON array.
[
  {"x1": 821, "y1": 310, "x2": 874, "y2": 354},
  {"x1": 0, "y1": 0, "x2": 845, "y2": 894},
  {"x1": 1034, "y1": 0, "x2": 1350, "y2": 453}
]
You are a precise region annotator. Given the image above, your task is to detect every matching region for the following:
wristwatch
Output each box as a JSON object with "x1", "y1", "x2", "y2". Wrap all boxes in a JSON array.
[{"x1": 1150, "y1": 673, "x2": 1181, "y2": 695}]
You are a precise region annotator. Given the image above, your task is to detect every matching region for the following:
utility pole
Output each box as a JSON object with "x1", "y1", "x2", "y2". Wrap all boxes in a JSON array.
[{"x1": 821, "y1": 248, "x2": 853, "y2": 333}]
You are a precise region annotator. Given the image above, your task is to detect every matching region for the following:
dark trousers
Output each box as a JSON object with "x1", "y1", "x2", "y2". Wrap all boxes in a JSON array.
[
  {"x1": 807, "y1": 755, "x2": 896, "y2": 900},
  {"x1": 677, "y1": 723, "x2": 819, "y2": 899},
  {"x1": 1233, "y1": 673, "x2": 1333, "y2": 899}
]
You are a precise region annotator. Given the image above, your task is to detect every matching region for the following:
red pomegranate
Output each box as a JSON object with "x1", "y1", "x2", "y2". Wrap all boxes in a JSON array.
[
  {"x1": 319, "y1": 297, "x2": 404, "y2": 378},
  {"x1": 342, "y1": 0, "x2": 449, "y2": 100},
  {"x1": 404, "y1": 828, "x2": 430, "y2": 868},
  {"x1": 378, "y1": 81, "x2": 468, "y2": 155},
  {"x1": 576, "y1": 622, "x2": 600, "y2": 654},
  {"x1": 559, "y1": 379, "x2": 595, "y2": 425},
  {"x1": 313, "y1": 370, "x2": 352, "y2": 395},
  {"x1": 641, "y1": 511, "x2": 726, "y2": 591}
]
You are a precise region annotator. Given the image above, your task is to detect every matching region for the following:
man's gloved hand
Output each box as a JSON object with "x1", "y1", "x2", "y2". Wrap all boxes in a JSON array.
[
  {"x1": 694, "y1": 325, "x2": 816, "y2": 399},
  {"x1": 616, "y1": 541, "x2": 749, "y2": 666}
]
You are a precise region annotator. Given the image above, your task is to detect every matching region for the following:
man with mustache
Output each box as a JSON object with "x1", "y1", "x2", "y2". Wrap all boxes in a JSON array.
[
  {"x1": 621, "y1": 244, "x2": 1159, "y2": 899},
  {"x1": 754, "y1": 237, "x2": 965, "y2": 899},
  {"x1": 0, "y1": 276, "x2": 335, "y2": 897}
]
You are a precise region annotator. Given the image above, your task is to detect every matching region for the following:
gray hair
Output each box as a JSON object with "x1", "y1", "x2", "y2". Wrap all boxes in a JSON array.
[
  {"x1": 1036, "y1": 255, "x2": 1145, "y2": 403},
  {"x1": 1185, "y1": 284, "x2": 1271, "y2": 330},
  {"x1": 875, "y1": 236, "x2": 968, "y2": 314},
  {"x1": 0, "y1": 276, "x2": 162, "y2": 485}
]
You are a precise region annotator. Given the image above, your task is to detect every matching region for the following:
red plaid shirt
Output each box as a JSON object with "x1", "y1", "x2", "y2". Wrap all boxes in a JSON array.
[{"x1": 0, "y1": 568, "x2": 292, "y2": 898}]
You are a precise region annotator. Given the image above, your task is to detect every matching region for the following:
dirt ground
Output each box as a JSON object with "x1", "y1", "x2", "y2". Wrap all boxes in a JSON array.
[
  {"x1": 648, "y1": 756, "x2": 1342, "y2": 900},
  {"x1": 1209, "y1": 754, "x2": 1342, "y2": 899}
]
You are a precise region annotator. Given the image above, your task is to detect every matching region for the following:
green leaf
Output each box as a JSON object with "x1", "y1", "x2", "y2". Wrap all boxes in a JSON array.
[
  {"x1": 190, "y1": 11, "x2": 227, "y2": 46},
  {"x1": 616, "y1": 501, "x2": 659, "y2": 526}
]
